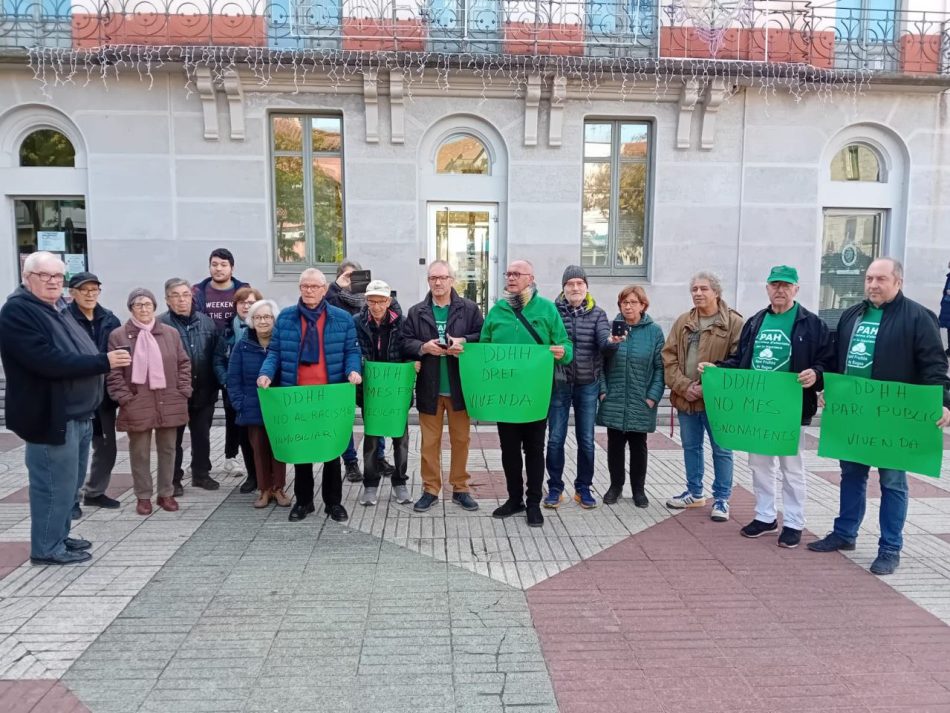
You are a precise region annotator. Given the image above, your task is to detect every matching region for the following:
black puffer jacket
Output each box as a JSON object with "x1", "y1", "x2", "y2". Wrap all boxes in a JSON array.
[
  {"x1": 354, "y1": 303, "x2": 408, "y2": 408},
  {"x1": 834, "y1": 291, "x2": 950, "y2": 408},
  {"x1": 158, "y1": 310, "x2": 220, "y2": 407},
  {"x1": 554, "y1": 293, "x2": 611, "y2": 386}
]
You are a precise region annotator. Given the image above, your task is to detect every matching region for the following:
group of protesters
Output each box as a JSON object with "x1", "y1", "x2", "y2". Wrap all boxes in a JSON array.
[{"x1": 1, "y1": 248, "x2": 948, "y2": 578}]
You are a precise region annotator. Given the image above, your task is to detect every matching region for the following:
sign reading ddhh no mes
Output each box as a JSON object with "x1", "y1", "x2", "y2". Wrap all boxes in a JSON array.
[
  {"x1": 258, "y1": 384, "x2": 355, "y2": 464},
  {"x1": 362, "y1": 361, "x2": 416, "y2": 437},
  {"x1": 459, "y1": 343, "x2": 554, "y2": 423}
]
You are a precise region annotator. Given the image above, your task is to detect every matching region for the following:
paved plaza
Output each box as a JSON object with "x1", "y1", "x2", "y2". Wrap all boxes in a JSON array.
[{"x1": 0, "y1": 423, "x2": 949, "y2": 712}]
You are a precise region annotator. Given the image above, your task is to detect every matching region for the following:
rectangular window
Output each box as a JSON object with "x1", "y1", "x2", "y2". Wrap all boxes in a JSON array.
[
  {"x1": 582, "y1": 119, "x2": 651, "y2": 277},
  {"x1": 14, "y1": 198, "x2": 88, "y2": 294},
  {"x1": 271, "y1": 114, "x2": 345, "y2": 270},
  {"x1": 818, "y1": 208, "x2": 885, "y2": 329}
]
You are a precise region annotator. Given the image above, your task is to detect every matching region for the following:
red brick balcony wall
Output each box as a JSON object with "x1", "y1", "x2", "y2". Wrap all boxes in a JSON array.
[
  {"x1": 341, "y1": 18, "x2": 425, "y2": 51},
  {"x1": 71, "y1": 13, "x2": 267, "y2": 48},
  {"x1": 504, "y1": 22, "x2": 585, "y2": 56}
]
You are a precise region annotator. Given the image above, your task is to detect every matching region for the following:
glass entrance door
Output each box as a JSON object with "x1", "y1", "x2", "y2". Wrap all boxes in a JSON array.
[
  {"x1": 819, "y1": 208, "x2": 885, "y2": 328},
  {"x1": 427, "y1": 203, "x2": 497, "y2": 314}
]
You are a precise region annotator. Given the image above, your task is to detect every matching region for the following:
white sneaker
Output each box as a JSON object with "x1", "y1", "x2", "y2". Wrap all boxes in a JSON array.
[
  {"x1": 392, "y1": 485, "x2": 411, "y2": 504},
  {"x1": 360, "y1": 487, "x2": 378, "y2": 506},
  {"x1": 224, "y1": 457, "x2": 244, "y2": 476},
  {"x1": 710, "y1": 499, "x2": 730, "y2": 522},
  {"x1": 665, "y1": 490, "x2": 706, "y2": 509}
]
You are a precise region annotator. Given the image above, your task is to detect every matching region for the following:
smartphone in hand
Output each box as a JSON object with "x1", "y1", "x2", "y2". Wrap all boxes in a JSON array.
[{"x1": 611, "y1": 320, "x2": 629, "y2": 338}]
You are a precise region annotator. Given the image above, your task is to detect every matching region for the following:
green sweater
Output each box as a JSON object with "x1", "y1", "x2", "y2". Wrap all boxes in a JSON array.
[{"x1": 480, "y1": 290, "x2": 574, "y2": 365}]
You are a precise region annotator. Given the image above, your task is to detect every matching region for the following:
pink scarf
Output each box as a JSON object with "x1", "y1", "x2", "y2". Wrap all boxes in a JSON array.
[{"x1": 130, "y1": 318, "x2": 166, "y2": 390}]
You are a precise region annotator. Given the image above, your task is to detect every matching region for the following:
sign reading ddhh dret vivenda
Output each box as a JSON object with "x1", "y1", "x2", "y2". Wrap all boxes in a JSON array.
[
  {"x1": 818, "y1": 373, "x2": 944, "y2": 478},
  {"x1": 702, "y1": 367, "x2": 804, "y2": 456},
  {"x1": 362, "y1": 361, "x2": 416, "y2": 437},
  {"x1": 258, "y1": 384, "x2": 355, "y2": 464},
  {"x1": 459, "y1": 343, "x2": 554, "y2": 423}
]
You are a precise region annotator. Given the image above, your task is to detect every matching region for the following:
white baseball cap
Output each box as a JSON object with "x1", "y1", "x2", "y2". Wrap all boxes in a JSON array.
[{"x1": 365, "y1": 279, "x2": 392, "y2": 298}]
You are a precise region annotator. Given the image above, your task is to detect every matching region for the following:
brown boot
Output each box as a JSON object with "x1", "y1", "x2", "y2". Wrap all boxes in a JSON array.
[
  {"x1": 136, "y1": 498, "x2": 152, "y2": 516},
  {"x1": 271, "y1": 488, "x2": 291, "y2": 507},
  {"x1": 156, "y1": 496, "x2": 179, "y2": 512},
  {"x1": 254, "y1": 490, "x2": 272, "y2": 509}
]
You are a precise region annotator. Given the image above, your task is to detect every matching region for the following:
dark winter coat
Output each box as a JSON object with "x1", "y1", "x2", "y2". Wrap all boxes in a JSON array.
[
  {"x1": 66, "y1": 301, "x2": 121, "y2": 408},
  {"x1": 718, "y1": 303, "x2": 833, "y2": 425},
  {"x1": 213, "y1": 315, "x2": 248, "y2": 387},
  {"x1": 0, "y1": 286, "x2": 111, "y2": 444},
  {"x1": 326, "y1": 282, "x2": 364, "y2": 316},
  {"x1": 158, "y1": 310, "x2": 220, "y2": 407},
  {"x1": 401, "y1": 290, "x2": 484, "y2": 415},
  {"x1": 939, "y1": 272, "x2": 950, "y2": 329},
  {"x1": 226, "y1": 330, "x2": 268, "y2": 426},
  {"x1": 354, "y1": 304, "x2": 410, "y2": 408},
  {"x1": 834, "y1": 291, "x2": 950, "y2": 408},
  {"x1": 596, "y1": 314, "x2": 665, "y2": 433},
  {"x1": 554, "y1": 293, "x2": 611, "y2": 386},
  {"x1": 106, "y1": 320, "x2": 193, "y2": 432}
]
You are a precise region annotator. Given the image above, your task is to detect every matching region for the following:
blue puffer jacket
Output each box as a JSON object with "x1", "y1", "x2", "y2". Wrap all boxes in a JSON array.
[
  {"x1": 227, "y1": 330, "x2": 267, "y2": 425},
  {"x1": 596, "y1": 313, "x2": 665, "y2": 433},
  {"x1": 259, "y1": 301, "x2": 362, "y2": 386},
  {"x1": 940, "y1": 272, "x2": 950, "y2": 329}
]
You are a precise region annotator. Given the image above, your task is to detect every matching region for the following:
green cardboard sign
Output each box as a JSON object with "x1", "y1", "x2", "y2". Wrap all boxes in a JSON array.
[
  {"x1": 818, "y1": 373, "x2": 944, "y2": 478},
  {"x1": 362, "y1": 361, "x2": 416, "y2": 437},
  {"x1": 702, "y1": 367, "x2": 804, "y2": 456},
  {"x1": 258, "y1": 384, "x2": 355, "y2": 464},
  {"x1": 459, "y1": 343, "x2": 554, "y2": 423}
]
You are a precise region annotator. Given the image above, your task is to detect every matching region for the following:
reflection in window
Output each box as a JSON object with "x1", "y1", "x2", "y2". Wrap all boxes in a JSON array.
[
  {"x1": 818, "y1": 209, "x2": 884, "y2": 328},
  {"x1": 830, "y1": 143, "x2": 882, "y2": 182},
  {"x1": 582, "y1": 120, "x2": 651, "y2": 274},
  {"x1": 436, "y1": 134, "x2": 490, "y2": 175},
  {"x1": 19, "y1": 129, "x2": 76, "y2": 167},
  {"x1": 270, "y1": 114, "x2": 345, "y2": 267},
  {"x1": 14, "y1": 198, "x2": 88, "y2": 284}
]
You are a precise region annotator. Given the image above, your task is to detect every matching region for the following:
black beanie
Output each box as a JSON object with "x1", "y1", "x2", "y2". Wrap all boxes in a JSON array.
[{"x1": 561, "y1": 265, "x2": 588, "y2": 287}]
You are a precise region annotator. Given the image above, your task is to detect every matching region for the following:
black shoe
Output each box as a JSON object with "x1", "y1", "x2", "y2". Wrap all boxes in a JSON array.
[
  {"x1": 83, "y1": 493, "x2": 121, "y2": 509},
  {"x1": 740, "y1": 519, "x2": 778, "y2": 538},
  {"x1": 239, "y1": 477, "x2": 257, "y2": 494},
  {"x1": 452, "y1": 492, "x2": 479, "y2": 511},
  {"x1": 414, "y1": 492, "x2": 440, "y2": 512},
  {"x1": 778, "y1": 527, "x2": 802, "y2": 549},
  {"x1": 31, "y1": 550, "x2": 92, "y2": 566},
  {"x1": 344, "y1": 461, "x2": 363, "y2": 483},
  {"x1": 71, "y1": 504, "x2": 82, "y2": 520},
  {"x1": 632, "y1": 492, "x2": 650, "y2": 508},
  {"x1": 492, "y1": 500, "x2": 526, "y2": 519},
  {"x1": 325, "y1": 504, "x2": 349, "y2": 522},
  {"x1": 172, "y1": 482, "x2": 184, "y2": 497},
  {"x1": 378, "y1": 458, "x2": 395, "y2": 477},
  {"x1": 288, "y1": 502, "x2": 315, "y2": 522},
  {"x1": 602, "y1": 487, "x2": 621, "y2": 505},
  {"x1": 526, "y1": 505, "x2": 544, "y2": 528},
  {"x1": 191, "y1": 474, "x2": 220, "y2": 491},
  {"x1": 64, "y1": 537, "x2": 92, "y2": 551},
  {"x1": 870, "y1": 551, "x2": 900, "y2": 575},
  {"x1": 806, "y1": 532, "x2": 856, "y2": 552}
]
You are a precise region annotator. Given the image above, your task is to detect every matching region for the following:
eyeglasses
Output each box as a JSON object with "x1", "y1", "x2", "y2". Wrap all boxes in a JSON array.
[
  {"x1": 167, "y1": 293, "x2": 191, "y2": 301},
  {"x1": 252, "y1": 315, "x2": 274, "y2": 322},
  {"x1": 300, "y1": 284, "x2": 325, "y2": 291},
  {"x1": 428, "y1": 275, "x2": 452, "y2": 283},
  {"x1": 238, "y1": 300, "x2": 257, "y2": 307},
  {"x1": 620, "y1": 300, "x2": 641, "y2": 307},
  {"x1": 366, "y1": 299, "x2": 389, "y2": 307},
  {"x1": 76, "y1": 287, "x2": 101, "y2": 296},
  {"x1": 131, "y1": 302, "x2": 154, "y2": 310},
  {"x1": 30, "y1": 271, "x2": 65, "y2": 284},
  {"x1": 505, "y1": 272, "x2": 531, "y2": 279}
]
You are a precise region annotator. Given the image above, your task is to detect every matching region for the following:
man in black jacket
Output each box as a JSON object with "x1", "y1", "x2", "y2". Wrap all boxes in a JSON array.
[
  {"x1": 402, "y1": 260, "x2": 483, "y2": 513},
  {"x1": 0, "y1": 252, "x2": 130, "y2": 565},
  {"x1": 712, "y1": 265, "x2": 834, "y2": 549},
  {"x1": 65, "y1": 272, "x2": 122, "y2": 513},
  {"x1": 807, "y1": 258, "x2": 950, "y2": 575},
  {"x1": 160, "y1": 278, "x2": 221, "y2": 494}
]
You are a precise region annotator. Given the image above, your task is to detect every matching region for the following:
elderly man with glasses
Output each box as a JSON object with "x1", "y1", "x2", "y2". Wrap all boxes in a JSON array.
[{"x1": 0, "y1": 252, "x2": 131, "y2": 565}]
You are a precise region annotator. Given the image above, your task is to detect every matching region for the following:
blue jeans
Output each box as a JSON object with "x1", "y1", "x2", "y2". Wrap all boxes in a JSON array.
[
  {"x1": 344, "y1": 435, "x2": 385, "y2": 463},
  {"x1": 25, "y1": 419, "x2": 92, "y2": 559},
  {"x1": 833, "y1": 461, "x2": 908, "y2": 555},
  {"x1": 678, "y1": 410, "x2": 733, "y2": 500},
  {"x1": 545, "y1": 381, "x2": 599, "y2": 492}
]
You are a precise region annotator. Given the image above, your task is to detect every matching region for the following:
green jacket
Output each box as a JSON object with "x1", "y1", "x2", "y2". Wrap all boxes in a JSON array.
[
  {"x1": 480, "y1": 289, "x2": 573, "y2": 365},
  {"x1": 596, "y1": 313, "x2": 665, "y2": 433}
]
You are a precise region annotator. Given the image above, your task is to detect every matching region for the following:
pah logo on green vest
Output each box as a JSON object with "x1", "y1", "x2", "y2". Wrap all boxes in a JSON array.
[{"x1": 752, "y1": 330, "x2": 790, "y2": 371}]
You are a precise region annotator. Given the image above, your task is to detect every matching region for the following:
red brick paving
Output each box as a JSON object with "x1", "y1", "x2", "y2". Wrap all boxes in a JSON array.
[
  {"x1": 1, "y1": 473, "x2": 134, "y2": 505},
  {"x1": 527, "y1": 488, "x2": 950, "y2": 713},
  {"x1": 0, "y1": 681, "x2": 90, "y2": 712},
  {"x1": 434, "y1": 470, "x2": 509, "y2": 500},
  {"x1": 937, "y1": 534, "x2": 950, "y2": 544},
  {"x1": 813, "y1": 470, "x2": 950, "y2": 499},
  {"x1": 594, "y1": 431, "x2": 681, "y2": 451},
  {"x1": 0, "y1": 433, "x2": 24, "y2": 452},
  {"x1": 0, "y1": 541, "x2": 30, "y2": 580}
]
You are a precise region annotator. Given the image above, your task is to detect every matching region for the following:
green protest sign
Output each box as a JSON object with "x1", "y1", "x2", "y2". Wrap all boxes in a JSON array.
[
  {"x1": 818, "y1": 373, "x2": 944, "y2": 478},
  {"x1": 702, "y1": 367, "x2": 804, "y2": 456},
  {"x1": 258, "y1": 384, "x2": 355, "y2": 464},
  {"x1": 459, "y1": 343, "x2": 554, "y2": 423},
  {"x1": 362, "y1": 361, "x2": 416, "y2": 437}
]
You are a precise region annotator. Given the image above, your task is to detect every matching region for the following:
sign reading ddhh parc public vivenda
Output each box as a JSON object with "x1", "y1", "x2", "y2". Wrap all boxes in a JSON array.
[
  {"x1": 818, "y1": 373, "x2": 944, "y2": 478},
  {"x1": 258, "y1": 384, "x2": 355, "y2": 463},
  {"x1": 459, "y1": 343, "x2": 554, "y2": 423},
  {"x1": 362, "y1": 361, "x2": 416, "y2": 437},
  {"x1": 702, "y1": 367, "x2": 804, "y2": 457}
]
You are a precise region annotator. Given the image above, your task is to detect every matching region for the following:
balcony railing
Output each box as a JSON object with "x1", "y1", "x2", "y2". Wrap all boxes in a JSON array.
[{"x1": 1, "y1": 0, "x2": 948, "y2": 75}]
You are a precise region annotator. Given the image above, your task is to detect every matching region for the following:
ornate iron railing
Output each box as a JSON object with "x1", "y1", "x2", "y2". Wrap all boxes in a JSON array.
[{"x1": 1, "y1": 0, "x2": 948, "y2": 75}]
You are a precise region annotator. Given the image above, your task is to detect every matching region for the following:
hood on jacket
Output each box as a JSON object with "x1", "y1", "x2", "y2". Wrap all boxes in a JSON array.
[
  {"x1": 612, "y1": 312, "x2": 655, "y2": 328},
  {"x1": 7, "y1": 284, "x2": 58, "y2": 314},
  {"x1": 556, "y1": 292, "x2": 595, "y2": 314}
]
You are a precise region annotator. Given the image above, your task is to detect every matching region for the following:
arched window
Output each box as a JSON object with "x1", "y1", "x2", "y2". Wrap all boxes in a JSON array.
[
  {"x1": 830, "y1": 143, "x2": 883, "y2": 182},
  {"x1": 435, "y1": 134, "x2": 490, "y2": 175},
  {"x1": 19, "y1": 129, "x2": 76, "y2": 167}
]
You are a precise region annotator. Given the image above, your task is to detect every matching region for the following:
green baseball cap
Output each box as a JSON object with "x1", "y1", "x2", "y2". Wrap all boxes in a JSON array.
[{"x1": 766, "y1": 265, "x2": 799, "y2": 285}]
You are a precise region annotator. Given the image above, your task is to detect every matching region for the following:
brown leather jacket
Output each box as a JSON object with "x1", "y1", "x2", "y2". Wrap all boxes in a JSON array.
[
  {"x1": 106, "y1": 320, "x2": 193, "y2": 432},
  {"x1": 661, "y1": 300, "x2": 743, "y2": 414}
]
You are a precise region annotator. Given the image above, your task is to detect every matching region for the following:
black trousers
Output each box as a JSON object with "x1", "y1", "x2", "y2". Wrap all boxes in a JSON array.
[
  {"x1": 606, "y1": 428, "x2": 648, "y2": 495},
  {"x1": 293, "y1": 459, "x2": 342, "y2": 508},
  {"x1": 85, "y1": 401, "x2": 118, "y2": 499},
  {"x1": 363, "y1": 430, "x2": 409, "y2": 488},
  {"x1": 497, "y1": 419, "x2": 547, "y2": 506},
  {"x1": 174, "y1": 402, "x2": 214, "y2": 480},
  {"x1": 236, "y1": 426, "x2": 257, "y2": 479},
  {"x1": 223, "y1": 390, "x2": 240, "y2": 459}
]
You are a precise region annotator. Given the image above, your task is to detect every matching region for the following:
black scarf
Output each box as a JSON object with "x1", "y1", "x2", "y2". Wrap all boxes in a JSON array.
[{"x1": 298, "y1": 298, "x2": 328, "y2": 365}]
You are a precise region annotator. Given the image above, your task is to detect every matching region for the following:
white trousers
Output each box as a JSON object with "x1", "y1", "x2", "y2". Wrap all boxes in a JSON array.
[{"x1": 747, "y1": 431, "x2": 807, "y2": 530}]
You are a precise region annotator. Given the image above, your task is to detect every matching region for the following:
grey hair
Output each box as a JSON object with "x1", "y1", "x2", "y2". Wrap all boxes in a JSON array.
[
  {"x1": 690, "y1": 271, "x2": 723, "y2": 297},
  {"x1": 427, "y1": 259, "x2": 455, "y2": 278},
  {"x1": 874, "y1": 256, "x2": 904, "y2": 281},
  {"x1": 299, "y1": 268, "x2": 326, "y2": 285},
  {"x1": 164, "y1": 277, "x2": 190, "y2": 294},
  {"x1": 22, "y1": 251, "x2": 64, "y2": 280},
  {"x1": 247, "y1": 299, "x2": 279, "y2": 322},
  {"x1": 336, "y1": 259, "x2": 361, "y2": 277}
]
